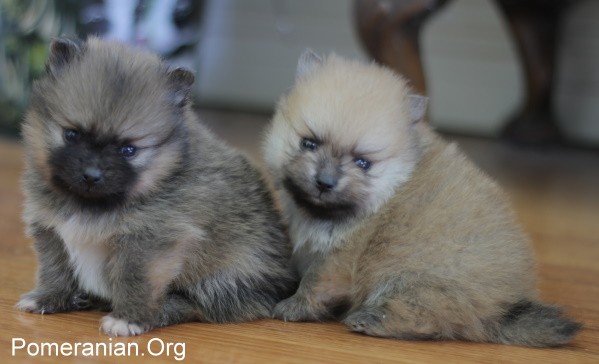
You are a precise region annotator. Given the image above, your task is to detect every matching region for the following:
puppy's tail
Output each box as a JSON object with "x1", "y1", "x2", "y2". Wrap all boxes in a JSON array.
[{"x1": 489, "y1": 300, "x2": 581, "y2": 347}]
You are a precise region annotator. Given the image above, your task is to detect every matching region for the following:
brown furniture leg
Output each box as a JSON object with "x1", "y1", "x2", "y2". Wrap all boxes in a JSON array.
[
  {"x1": 354, "y1": 0, "x2": 450, "y2": 95},
  {"x1": 495, "y1": 0, "x2": 577, "y2": 146},
  {"x1": 355, "y1": 0, "x2": 580, "y2": 146}
]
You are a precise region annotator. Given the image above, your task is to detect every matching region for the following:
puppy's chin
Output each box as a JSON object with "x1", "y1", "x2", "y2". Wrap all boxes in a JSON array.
[{"x1": 283, "y1": 177, "x2": 357, "y2": 221}]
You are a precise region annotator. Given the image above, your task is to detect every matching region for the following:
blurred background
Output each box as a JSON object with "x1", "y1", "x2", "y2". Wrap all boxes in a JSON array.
[{"x1": 1, "y1": 0, "x2": 599, "y2": 147}]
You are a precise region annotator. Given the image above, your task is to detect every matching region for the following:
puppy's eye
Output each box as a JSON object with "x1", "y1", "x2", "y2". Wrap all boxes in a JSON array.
[
  {"x1": 301, "y1": 138, "x2": 318, "y2": 151},
  {"x1": 354, "y1": 158, "x2": 371, "y2": 171},
  {"x1": 63, "y1": 129, "x2": 80, "y2": 143},
  {"x1": 118, "y1": 144, "x2": 137, "y2": 159}
]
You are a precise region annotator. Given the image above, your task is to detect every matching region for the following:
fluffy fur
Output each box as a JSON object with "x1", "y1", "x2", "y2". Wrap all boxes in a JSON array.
[
  {"x1": 262, "y1": 50, "x2": 581, "y2": 346},
  {"x1": 17, "y1": 37, "x2": 296, "y2": 336}
]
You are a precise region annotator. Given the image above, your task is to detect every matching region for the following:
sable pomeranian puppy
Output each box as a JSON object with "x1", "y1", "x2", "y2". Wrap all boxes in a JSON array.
[
  {"x1": 262, "y1": 50, "x2": 580, "y2": 346},
  {"x1": 17, "y1": 37, "x2": 295, "y2": 336}
]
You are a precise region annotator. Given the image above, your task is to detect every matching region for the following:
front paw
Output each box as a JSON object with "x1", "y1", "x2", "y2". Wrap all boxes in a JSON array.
[
  {"x1": 101, "y1": 315, "x2": 151, "y2": 337},
  {"x1": 16, "y1": 296, "x2": 43, "y2": 313},
  {"x1": 16, "y1": 290, "x2": 71, "y2": 314},
  {"x1": 272, "y1": 294, "x2": 321, "y2": 322}
]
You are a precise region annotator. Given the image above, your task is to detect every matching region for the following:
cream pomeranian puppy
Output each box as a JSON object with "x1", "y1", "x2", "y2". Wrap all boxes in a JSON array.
[{"x1": 262, "y1": 50, "x2": 580, "y2": 346}]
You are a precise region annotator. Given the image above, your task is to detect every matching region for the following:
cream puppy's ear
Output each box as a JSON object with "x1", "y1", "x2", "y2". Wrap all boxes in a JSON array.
[
  {"x1": 296, "y1": 49, "x2": 323, "y2": 81},
  {"x1": 407, "y1": 94, "x2": 428, "y2": 124}
]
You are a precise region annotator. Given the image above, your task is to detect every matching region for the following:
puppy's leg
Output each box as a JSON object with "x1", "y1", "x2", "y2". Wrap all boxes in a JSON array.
[
  {"x1": 104, "y1": 293, "x2": 203, "y2": 335},
  {"x1": 16, "y1": 225, "x2": 82, "y2": 314},
  {"x1": 344, "y1": 272, "x2": 487, "y2": 341},
  {"x1": 101, "y1": 235, "x2": 186, "y2": 337},
  {"x1": 273, "y1": 256, "x2": 351, "y2": 322}
]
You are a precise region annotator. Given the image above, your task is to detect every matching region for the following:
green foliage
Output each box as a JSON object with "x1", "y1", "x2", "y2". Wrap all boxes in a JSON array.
[{"x1": 0, "y1": 0, "x2": 80, "y2": 136}]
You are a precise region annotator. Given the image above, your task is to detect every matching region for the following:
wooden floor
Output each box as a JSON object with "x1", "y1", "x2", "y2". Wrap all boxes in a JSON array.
[{"x1": 0, "y1": 109, "x2": 598, "y2": 363}]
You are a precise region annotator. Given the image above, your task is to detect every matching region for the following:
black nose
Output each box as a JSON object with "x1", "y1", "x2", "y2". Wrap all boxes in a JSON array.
[
  {"x1": 316, "y1": 173, "x2": 338, "y2": 192},
  {"x1": 82, "y1": 167, "x2": 103, "y2": 186}
]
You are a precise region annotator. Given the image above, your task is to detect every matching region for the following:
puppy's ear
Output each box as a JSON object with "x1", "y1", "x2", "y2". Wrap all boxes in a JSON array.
[
  {"x1": 407, "y1": 94, "x2": 428, "y2": 124},
  {"x1": 47, "y1": 37, "x2": 83, "y2": 76},
  {"x1": 296, "y1": 49, "x2": 323, "y2": 81},
  {"x1": 167, "y1": 67, "x2": 195, "y2": 106}
]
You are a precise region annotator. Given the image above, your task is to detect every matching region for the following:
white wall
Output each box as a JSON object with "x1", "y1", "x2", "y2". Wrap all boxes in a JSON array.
[
  {"x1": 194, "y1": 0, "x2": 599, "y2": 146},
  {"x1": 422, "y1": 0, "x2": 522, "y2": 137},
  {"x1": 195, "y1": 0, "x2": 364, "y2": 109}
]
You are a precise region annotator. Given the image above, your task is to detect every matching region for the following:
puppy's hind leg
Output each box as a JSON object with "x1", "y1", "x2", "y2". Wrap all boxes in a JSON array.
[
  {"x1": 192, "y1": 270, "x2": 296, "y2": 323},
  {"x1": 343, "y1": 278, "x2": 416, "y2": 339},
  {"x1": 344, "y1": 273, "x2": 487, "y2": 341},
  {"x1": 156, "y1": 292, "x2": 205, "y2": 327},
  {"x1": 344, "y1": 301, "x2": 447, "y2": 340},
  {"x1": 344, "y1": 306, "x2": 392, "y2": 337}
]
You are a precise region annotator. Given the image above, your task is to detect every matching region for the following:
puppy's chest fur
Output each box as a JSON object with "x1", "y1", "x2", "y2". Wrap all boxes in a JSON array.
[
  {"x1": 54, "y1": 214, "x2": 115, "y2": 299},
  {"x1": 286, "y1": 202, "x2": 356, "y2": 255}
]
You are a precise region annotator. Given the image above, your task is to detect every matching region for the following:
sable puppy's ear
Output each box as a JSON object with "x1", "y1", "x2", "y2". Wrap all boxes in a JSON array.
[
  {"x1": 407, "y1": 94, "x2": 429, "y2": 124},
  {"x1": 167, "y1": 67, "x2": 195, "y2": 106},
  {"x1": 296, "y1": 48, "x2": 323, "y2": 81},
  {"x1": 47, "y1": 37, "x2": 83, "y2": 76}
]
